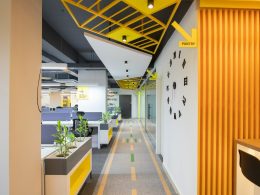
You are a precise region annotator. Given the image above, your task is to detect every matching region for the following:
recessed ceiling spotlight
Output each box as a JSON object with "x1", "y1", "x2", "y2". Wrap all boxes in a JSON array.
[
  {"x1": 127, "y1": 75, "x2": 129, "y2": 78},
  {"x1": 148, "y1": 0, "x2": 154, "y2": 9},
  {"x1": 122, "y1": 35, "x2": 127, "y2": 43},
  {"x1": 126, "y1": 69, "x2": 129, "y2": 72},
  {"x1": 125, "y1": 61, "x2": 128, "y2": 64}
]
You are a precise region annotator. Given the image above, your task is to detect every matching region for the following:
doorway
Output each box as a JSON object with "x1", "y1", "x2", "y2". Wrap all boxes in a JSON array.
[{"x1": 119, "y1": 95, "x2": 132, "y2": 119}]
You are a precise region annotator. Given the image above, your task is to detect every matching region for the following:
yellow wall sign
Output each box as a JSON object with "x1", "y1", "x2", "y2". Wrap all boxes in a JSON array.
[
  {"x1": 172, "y1": 21, "x2": 197, "y2": 48},
  {"x1": 77, "y1": 86, "x2": 88, "y2": 100},
  {"x1": 62, "y1": 95, "x2": 71, "y2": 107}
]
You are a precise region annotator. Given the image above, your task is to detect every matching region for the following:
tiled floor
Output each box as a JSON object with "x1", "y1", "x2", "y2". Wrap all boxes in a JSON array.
[{"x1": 80, "y1": 119, "x2": 177, "y2": 195}]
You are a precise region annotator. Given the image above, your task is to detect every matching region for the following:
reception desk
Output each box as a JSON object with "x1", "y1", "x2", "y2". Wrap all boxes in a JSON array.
[{"x1": 235, "y1": 139, "x2": 260, "y2": 195}]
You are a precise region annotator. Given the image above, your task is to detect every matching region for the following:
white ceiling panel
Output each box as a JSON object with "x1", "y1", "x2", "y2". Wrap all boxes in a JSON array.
[{"x1": 84, "y1": 32, "x2": 152, "y2": 81}]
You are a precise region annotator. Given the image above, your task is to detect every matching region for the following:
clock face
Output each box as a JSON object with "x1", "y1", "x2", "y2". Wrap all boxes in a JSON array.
[{"x1": 166, "y1": 50, "x2": 188, "y2": 120}]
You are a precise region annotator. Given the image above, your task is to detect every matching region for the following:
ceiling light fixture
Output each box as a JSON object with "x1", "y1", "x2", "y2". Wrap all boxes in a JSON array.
[
  {"x1": 148, "y1": 0, "x2": 154, "y2": 9},
  {"x1": 125, "y1": 61, "x2": 128, "y2": 64},
  {"x1": 41, "y1": 63, "x2": 68, "y2": 70},
  {"x1": 127, "y1": 75, "x2": 129, "y2": 78},
  {"x1": 122, "y1": 35, "x2": 127, "y2": 43},
  {"x1": 126, "y1": 69, "x2": 129, "y2": 72}
]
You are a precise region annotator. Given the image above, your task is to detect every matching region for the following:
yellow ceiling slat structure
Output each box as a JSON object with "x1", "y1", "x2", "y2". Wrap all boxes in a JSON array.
[
  {"x1": 117, "y1": 77, "x2": 143, "y2": 90},
  {"x1": 61, "y1": 0, "x2": 181, "y2": 54}
]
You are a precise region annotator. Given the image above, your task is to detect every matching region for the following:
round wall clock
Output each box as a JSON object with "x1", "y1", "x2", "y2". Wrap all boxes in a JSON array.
[{"x1": 166, "y1": 50, "x2": 188, "y2": 120}]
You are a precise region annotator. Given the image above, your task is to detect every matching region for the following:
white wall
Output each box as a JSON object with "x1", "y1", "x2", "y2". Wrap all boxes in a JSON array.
[
  {"x1": 78, "y1": 70, "x2": 107, "y2": 112},
  {"x1": 108, "y1": 88, "x2": 138, "y2": 118},
  {"x1": 49, "y1": 92, "x2": 61, "y2": 107},
  {"x1": 156, "y1": 2, "x2": 198, "y2": 195}
]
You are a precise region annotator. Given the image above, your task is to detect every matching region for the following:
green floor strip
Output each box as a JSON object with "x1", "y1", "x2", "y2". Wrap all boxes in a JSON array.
[{"x1": 131, "y1": 153, "x2": 135, "y2": 162}]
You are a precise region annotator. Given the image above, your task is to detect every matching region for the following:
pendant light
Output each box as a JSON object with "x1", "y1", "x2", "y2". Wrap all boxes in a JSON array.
[{"x1": 148, "y1": 0, "x2": 154, "y2": 9}]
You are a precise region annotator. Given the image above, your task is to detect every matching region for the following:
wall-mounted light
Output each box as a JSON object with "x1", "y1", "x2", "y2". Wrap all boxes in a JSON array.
[
  {"x1": 148, "y1": 0, "x2": 154, "y2": 9},
  {"x1": 122, "y1": 35, "x2": 127, "y2": 42}
]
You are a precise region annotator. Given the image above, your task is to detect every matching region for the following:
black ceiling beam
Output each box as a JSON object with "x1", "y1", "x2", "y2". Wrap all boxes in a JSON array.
[
  {"x1": 43, "y1": 19, "x2": 86, "y2": 63},
  {"x1": 42, "y1": 51, "x2": 63, "y2": 63},
  {"x1": 67, "y1": 62, "x2": 106, "y2": 69}
]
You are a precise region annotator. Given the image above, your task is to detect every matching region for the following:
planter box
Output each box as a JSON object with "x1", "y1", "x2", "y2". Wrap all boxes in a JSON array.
[
  {"x1": 100, "y1": 121, "x2": 113, "y2": 145},
  {"x1": 44, "y1": 138, "x2": 92, "y2": 195}
]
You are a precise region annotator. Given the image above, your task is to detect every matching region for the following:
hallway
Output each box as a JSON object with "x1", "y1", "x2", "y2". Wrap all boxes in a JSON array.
[{"x1": 88, "y1": 120, "x2": 176, "y2": 195}]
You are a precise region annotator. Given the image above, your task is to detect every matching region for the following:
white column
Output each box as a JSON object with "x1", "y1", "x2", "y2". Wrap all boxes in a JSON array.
[
  {"x1": 0, "y1": 0, "x2": 42, "y2": 194},
  {"x1": 78, "y1": 70, "x2": 107, "y2": 112}
]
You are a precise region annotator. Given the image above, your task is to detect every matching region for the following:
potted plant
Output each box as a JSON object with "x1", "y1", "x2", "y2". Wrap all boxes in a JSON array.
[
  {"x1": 52, "y1": 121, "x2": 70, "y2": 157},
  {"x1": 115, "y1": 106, "x2": 121, "y2": 114},
  {"x1": 76, "y1": 115, "x2": 89, "y2": 142},
  {"x1": 68, "y1": 132, "x2": 77, "y2": 149},
  {"x1": 102, "y1": 112, "x2": 111, "y2": 124}
]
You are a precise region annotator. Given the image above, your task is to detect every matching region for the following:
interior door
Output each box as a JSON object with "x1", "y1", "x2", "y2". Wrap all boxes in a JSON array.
[{"x1": 119, "y1": 95, "x2": 132, "y2": 119}]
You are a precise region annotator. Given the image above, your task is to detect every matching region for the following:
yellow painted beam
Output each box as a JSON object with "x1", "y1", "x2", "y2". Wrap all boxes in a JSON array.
[
  {"x1": 153, "y1": 0, "x2": 181, "y2": 53},
  {"x1": 61, "y1": 0, "x2": 81, "y2": 27},
  {"x1": 64, "y1": 0, "x2": 159, "y2": 44},
  {"x1": 200, "y1": 0, "x2": 260, "y2": 9},
  {"x1": 140, "y1": 23, "x2": 160, "y2": 33},
  {"x1": 80, "y1": 0, "x2": 121, "y2": 27},
  {"x1": 132, "y1": 20, "x2": 153, "y2": 31},
  {"x1": 142, "y1": 42, "x2": 157, "y2": 49},
  {"x1": 91, "y1": 6, "x2": 130, "y2": 30}
]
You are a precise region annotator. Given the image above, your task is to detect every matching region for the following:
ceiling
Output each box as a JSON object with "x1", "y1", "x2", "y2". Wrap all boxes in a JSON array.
[
  {"x1": 84, "y1": 32, "x2": 152, "y2": 89},
  {"x1": 42, "y1": 0, "x2": 194, "y2": 90}
]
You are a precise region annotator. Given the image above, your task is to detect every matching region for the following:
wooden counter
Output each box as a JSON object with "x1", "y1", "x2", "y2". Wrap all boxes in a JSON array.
[{"x1": 236, "y1": 139, "x2": 260, "y2": 152}]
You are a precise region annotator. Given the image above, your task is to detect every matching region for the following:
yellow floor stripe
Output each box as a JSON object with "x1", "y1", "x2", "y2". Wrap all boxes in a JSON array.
[
  {"x1": 132, "y1": 188, "x2": 137, "y2": 195},
  {"x1": 130, "y1": 144, "x2": 134, "y2": 152},
  {"x1": 96, "y1": 123, "x2": 123, "y2": 195},
  {"x1": 138, "y1": 122, "x2": 172, "y2": 195},
  {"x1": 131, "y1": 167, "x2": 137, "y2": 181}
]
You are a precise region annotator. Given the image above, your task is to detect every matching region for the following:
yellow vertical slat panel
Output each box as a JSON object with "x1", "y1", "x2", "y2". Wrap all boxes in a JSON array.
[
  {"x1": 218, "y1": 10, "x2": 224, "y2": 195},
  {"x1": 254, "y1": 10, "x2": 260, "y2": 137},
  {"x1": 199, "y1": 8, "x2": 260, "y2": 195}
]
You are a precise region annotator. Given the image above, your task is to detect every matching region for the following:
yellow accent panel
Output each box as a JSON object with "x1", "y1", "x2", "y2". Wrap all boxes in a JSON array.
[
  {"x1": 200, "y1": 0, "x2": 260, "y2": 9},
  {"x1": 123, "y1": 0, "x2": 177, "y2": 15},
  {"x1": 199, "y1": 9, "x2": 260, "y2": 195},
  {"x1": 108, "y1": 127, "x2": 113, "y2": 141},
  {"x1": 107, "y1": 27, "x2": 141, "y2": 43},
  {"x1": 117, "y1": 77, "x2": 142, "y2": 90},
  {"x1": 116, "y1": 119, "x2": 119, "y2": 126},
  {"x1": 70, "y1": 151, "x2": 92, "y2": 195}
]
